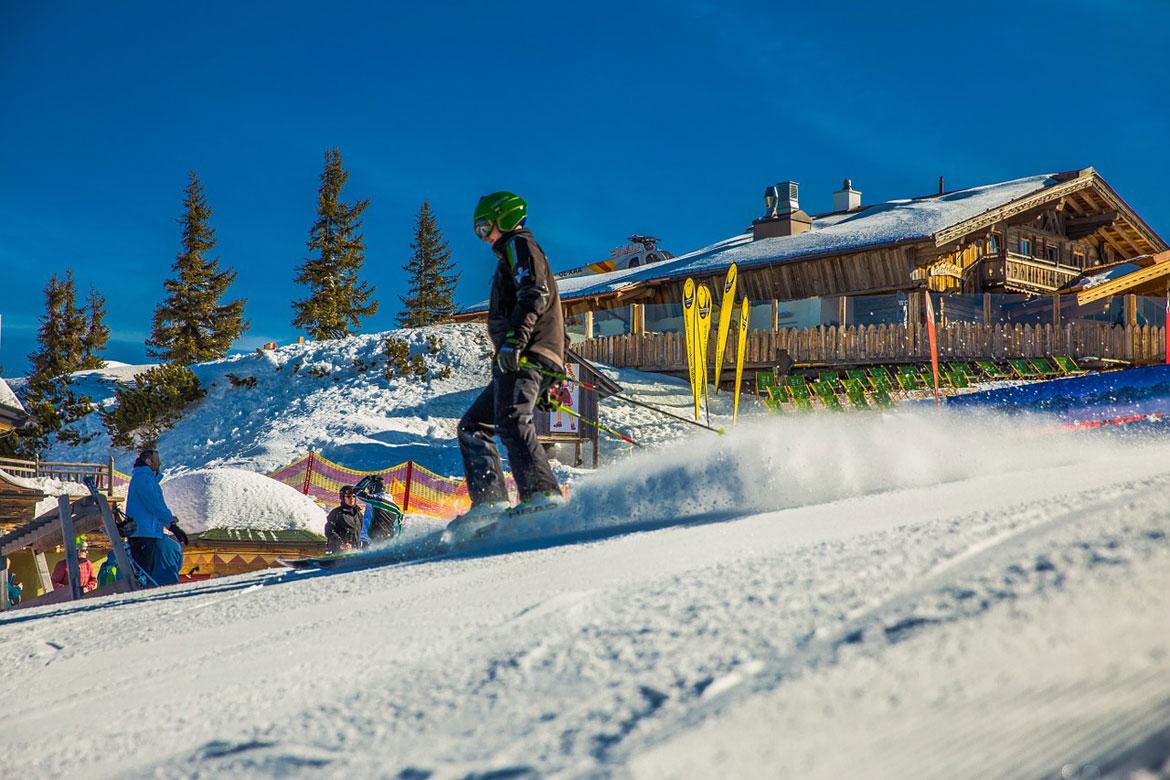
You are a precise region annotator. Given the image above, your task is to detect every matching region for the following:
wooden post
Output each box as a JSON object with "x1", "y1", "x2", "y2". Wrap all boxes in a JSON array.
[
  {"x1": 92, "y1": 488, "x2": 137, "y2": 592},
  {"x1": 107, "y1": 455, "x2": 115, "y2": 497},
  {"x1": 771, "y1": 300, "x2": 779, "y2": 331},
  {"x1": 0, "y1": 555, "x2": 9, "y2": 612},
  {"x1": 59, "y1": 496, "x2": 82, "y2": 601},
  {"x1": 34, "y1": 551, "x2": 52, "y2": 594},
  {"x1": 838, "y1": 296, "x2": 848, "y2": 327},
  {"x1": 402, "y1": 461, "x2": 414, "y2": 514},
  {"x1": 1125, "y1": 294, "x2": 1138, "y2": 327},
  {"x1": 583, "y1": 311, "x2": 594, "y2": 340},
  {"x1": 983, "y1": 293, "x2": 992, "y2": 325},
  {"x1": 301, "y1": 451, "x2": 315, "y2": 495},
  {"x1": 631, "y1": 304, "x2": 645, "y2": 335}
]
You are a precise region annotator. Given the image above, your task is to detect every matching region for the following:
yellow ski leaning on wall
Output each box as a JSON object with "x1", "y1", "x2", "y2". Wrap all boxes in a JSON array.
[
  {"x1": 712, "y1": 263, "x2": 738, "y2": 394},
  {"x1": 682, "y1": 278, "x2": 699, "y2": 419},
  {"x1": 696, "y1": 284, "x2": 714, "y2": 423},
  {"x1": 733, "y1": 296, "x2": 750, "y2": 424}
]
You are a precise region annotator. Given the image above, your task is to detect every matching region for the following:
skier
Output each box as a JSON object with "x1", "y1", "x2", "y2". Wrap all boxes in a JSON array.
[
  {"x1": 454, "y1": 192, "x2": 566, "y2": 529},
  {"x1": 51, "y1": 535, "x2": 98, "y2": 593},
  {"x1": 125, "y1": 447, "x2": 189, "y2": 586},
  {"x1": 324, "y1": 485, "x2": 364, "y2": 553},
  {"x1": 354, "y1": 475, "x2": 404, "y2": 545}
]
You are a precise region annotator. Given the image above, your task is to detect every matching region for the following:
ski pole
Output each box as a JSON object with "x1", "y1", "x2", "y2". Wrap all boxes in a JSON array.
[
  {"x1": 549, "y1": 400, "x2": 641, "y2": 447},
  {"x1": 521, "y1": 359, "x2": 725, "y2": 435}
]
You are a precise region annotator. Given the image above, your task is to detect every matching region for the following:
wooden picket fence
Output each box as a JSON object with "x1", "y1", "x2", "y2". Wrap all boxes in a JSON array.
[{"x1": 575, "y1": 321, "x2": 1167, "y2": 372}]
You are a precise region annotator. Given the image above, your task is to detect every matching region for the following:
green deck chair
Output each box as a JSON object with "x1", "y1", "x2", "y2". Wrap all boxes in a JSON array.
[
  {"x1": 1052, "y1": 356, "x2": 1085, "y2": 375},
  {"x1": 842, "y1": 378, "x2": 871, "y2": 411},
  {"x1": 867, "y1": 366, "x2": 897, "y2": 395},
  {"x1": 942, "y1": 365, "x2": 969, "y2": 389},
  {"x1": 917, "y1": 363, "x2": 951, "y2": 390},
  {"x1": 847, "y1": 369, "x2": 873, "y2": 391},
  {"x1": 812, "y1": 379, "x2": 844, "y2": 411},
  {"x1": 895, "y1": 365, "x2": 924, "y2": 391},
  {"x1": 947, "y1": 362, "x2": 978, "y2": 381},
  {"x1": 870, "y1": 386, "x2": 896, "y2": 408},
  {"x1": 1027, "y1": 357, "x2": 1060, "y2": 377},
  {"x1": 974, "y1": 360, "x2": 1010, "y2": 380},
  {"x1": 1007, "y1": 358, "x2": 1041, "y2": 379},
  {"x1": 756, "y1": 371, "x2": 778, "y2": 397},
  {"x1": 784, "y1": 376, "x2": 816, "y2": 411},
  {"x1": 818, "y1": 370, "x2": 841, "y2": 391},
  {"x1": 763, "y1": 398, "x2": 784, "y2": 413}
]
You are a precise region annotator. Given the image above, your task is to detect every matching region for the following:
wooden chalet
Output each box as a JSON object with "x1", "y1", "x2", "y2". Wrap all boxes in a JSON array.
[{"x1": 455, "y1": 167, "x2": 1169, "y2": 373}]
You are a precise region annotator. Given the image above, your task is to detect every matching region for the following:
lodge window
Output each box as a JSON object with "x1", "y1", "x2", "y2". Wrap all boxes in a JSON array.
[
  {"x1": 1073, "y1": 250, "x2": 1086, "y2": 268},
  {"x1": 1020, "y1": 237, "x2": 1033, "y2": 257},
  {"x1": 987, "y1": 234, "x2": 1000, "y2": 255},
  {"x1": 1045, "y1": 245, "x2": 1060, "y2": 262}
]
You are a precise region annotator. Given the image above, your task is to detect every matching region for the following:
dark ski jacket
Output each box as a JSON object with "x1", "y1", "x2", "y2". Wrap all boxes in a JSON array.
[
  {"x1": 488, "y1": 229, "x2": 565, "y2": 370},
  {"x1": 324, "y1": 504, "x2": 364, "y2": 553},
  {"x1": 356, "y1": 487, "x2": 404, "y2": 544}
]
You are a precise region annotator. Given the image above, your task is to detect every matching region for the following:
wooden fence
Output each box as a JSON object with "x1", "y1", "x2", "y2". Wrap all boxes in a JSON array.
[
  {"x1": 574, "y1": 321, "x2": 1167, "y2": 373},
  {"x1": 0, "y1": 456, "x2": 119, "y2": 496}
]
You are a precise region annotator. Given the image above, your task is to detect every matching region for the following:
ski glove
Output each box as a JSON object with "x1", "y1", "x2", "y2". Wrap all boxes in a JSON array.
[
  {"x1": 536, "y1": 381, "x2": 565, "y2": 412},
  {"x1": 168, "y1": 522, "x2": 189, "y2": 546},
  {"x1": 496, "y1": 331, "x2": 524, "y2": 374}
]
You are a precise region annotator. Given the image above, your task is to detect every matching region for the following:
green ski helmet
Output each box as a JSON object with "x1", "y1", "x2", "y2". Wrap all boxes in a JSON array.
[{"x1": 473, "y1": 192, "x2": 526, "y2": 238}]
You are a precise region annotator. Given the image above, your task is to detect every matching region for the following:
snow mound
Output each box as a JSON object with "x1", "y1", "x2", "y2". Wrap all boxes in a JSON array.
[{"x1": 161, "y1": 468, "x2": 326, "y2": 535}]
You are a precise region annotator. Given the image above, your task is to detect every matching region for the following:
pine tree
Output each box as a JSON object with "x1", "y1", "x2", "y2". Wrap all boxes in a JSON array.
[
  {"x1": 292, "y1": 149, "x2": 377, "y2": 339},
  {"x1": 80, "y1": 286, "x2": 110, "y2": 370},
  {"x1": 397, "y1": 201, "x2": 459, "y2": 327},
  {"x1": 147, "y1": 171, "x2": 248, "y2": 364},
  {"x1": 0, "y1": 271, "x2": 101, "y2": 456}
]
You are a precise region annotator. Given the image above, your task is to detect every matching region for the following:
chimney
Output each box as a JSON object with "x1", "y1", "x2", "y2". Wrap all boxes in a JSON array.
[
  {"x1": 833, "y1": 178, "x2": 862, "y2": 212},
  {"x1": 753, "y1": 180, "x2": 812, "y2": 240}
]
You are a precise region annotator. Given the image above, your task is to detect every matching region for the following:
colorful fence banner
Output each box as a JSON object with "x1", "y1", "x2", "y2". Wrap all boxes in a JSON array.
[{"x1": 267, "y1": 453, "x2": 511, "y2": 520}]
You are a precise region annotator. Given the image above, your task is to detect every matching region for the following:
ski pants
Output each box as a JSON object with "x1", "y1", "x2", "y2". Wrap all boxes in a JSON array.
[
  {"x1": 129, "y1": 536, "x2": 183, "y2": 586},
  {"x1": 459, "y1": 359, "x2": 560, "y2": 506}
]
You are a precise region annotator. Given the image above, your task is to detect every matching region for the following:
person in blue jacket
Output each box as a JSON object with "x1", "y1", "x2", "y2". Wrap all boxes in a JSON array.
[{"x1": 124, "y1": 447, "x2": 188, "y2": 586}]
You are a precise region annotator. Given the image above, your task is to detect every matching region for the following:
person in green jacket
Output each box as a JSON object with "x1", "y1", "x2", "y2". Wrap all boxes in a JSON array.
[{"x1": 98, "y1": 549, "x2": 120, "y2": 587}]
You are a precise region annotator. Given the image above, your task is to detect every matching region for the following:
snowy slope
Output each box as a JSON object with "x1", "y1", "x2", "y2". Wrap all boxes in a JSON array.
[
  {"x1": 2, "y1": 410, "x2": 1169, "y2": 778},
  {"x1": 34, "y1": 323, "x2": 748, "y2": 480}
]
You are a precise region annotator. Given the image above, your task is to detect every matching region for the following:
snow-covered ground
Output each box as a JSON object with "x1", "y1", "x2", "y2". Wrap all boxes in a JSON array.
[
  {"x1": 2, "y1": 406, "x2": 1169, "y2": 778},
  {"x1": 2, "y1": 324, "x2": 1168, "y2": 776}
]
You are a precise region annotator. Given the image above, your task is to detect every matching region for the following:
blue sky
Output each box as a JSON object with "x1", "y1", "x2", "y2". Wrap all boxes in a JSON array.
[{"x1": 2, "y1": 0, "x2": 1168, "y2": 375}]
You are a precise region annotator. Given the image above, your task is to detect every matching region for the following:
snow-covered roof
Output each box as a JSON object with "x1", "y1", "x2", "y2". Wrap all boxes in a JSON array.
[
  {"x1": 460, "y1": 173, "x2": 1060, "y2": 312},
  {"x1": 0, "y1": 377, "x2": 29, "y2": 431}
]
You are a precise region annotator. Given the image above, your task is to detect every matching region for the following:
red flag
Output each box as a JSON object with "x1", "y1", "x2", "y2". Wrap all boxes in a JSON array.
[{"x1": 924, "y1": 291, "x2": 941, "y2": 406}]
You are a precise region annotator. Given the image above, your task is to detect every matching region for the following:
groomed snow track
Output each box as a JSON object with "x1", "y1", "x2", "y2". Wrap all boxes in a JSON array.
[{"x1": 2, "y1": 411, "x2": 1169, "y2": 779}]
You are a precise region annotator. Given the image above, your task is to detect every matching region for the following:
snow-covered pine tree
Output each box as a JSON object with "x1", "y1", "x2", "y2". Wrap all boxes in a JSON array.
[
  {"x1": 0, "y1": 271, "x2": 101, "y2": 456},
  {"x1": 146, "y1": 172, "x2": 248, "y2": 365},
  {"x1": 397, "y1": 201, "x2": 459, "y2": 327},
  {"x1": 292, "y1": 149, "x2": 377, "y2": 339}
]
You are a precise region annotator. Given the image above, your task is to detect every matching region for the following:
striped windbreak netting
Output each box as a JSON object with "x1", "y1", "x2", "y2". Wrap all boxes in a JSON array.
[{"x1": 267, "y1": 453, "x2": 514, "y2": 520}]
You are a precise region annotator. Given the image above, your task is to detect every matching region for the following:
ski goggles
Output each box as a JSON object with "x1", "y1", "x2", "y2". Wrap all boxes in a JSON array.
[{"x1": 474, "y1": 219, "x2": 493, "y2": 239}]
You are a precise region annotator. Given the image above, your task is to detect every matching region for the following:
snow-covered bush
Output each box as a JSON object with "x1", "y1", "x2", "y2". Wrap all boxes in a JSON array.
[{"x1": 100, "y1": 363, "x2": 206, "y2": 449}]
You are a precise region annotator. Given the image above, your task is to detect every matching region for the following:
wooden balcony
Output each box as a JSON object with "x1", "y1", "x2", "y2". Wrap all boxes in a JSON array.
[{"x1": 1002, "y1": 254, "x2": 1082, "y2": 293}]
